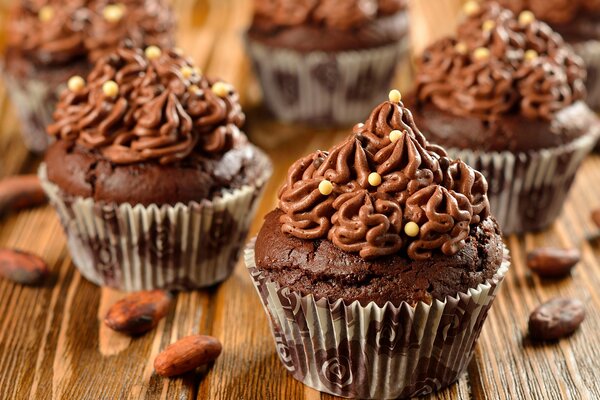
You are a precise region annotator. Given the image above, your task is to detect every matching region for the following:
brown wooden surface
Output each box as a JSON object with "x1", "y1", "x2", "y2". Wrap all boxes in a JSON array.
[{"x1": 0, "y1": 0, "x2": 599, "y2": 399}]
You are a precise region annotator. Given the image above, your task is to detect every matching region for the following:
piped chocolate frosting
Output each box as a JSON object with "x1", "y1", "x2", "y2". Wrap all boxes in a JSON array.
[
  {"x1": 278, "y1": 91, "x2": 490, "y2": 261},
  {"x1": 6, "y1": 0, "x2": 174, "y2": 66},
  {"x1": 48, "y1": 46, "x2": 245, "y2": 165},
  {"x1": 415, "y1": 2, "x2": 586, "y2": 121}
]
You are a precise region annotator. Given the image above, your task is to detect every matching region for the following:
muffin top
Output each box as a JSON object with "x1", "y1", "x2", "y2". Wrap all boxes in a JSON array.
[
  {"x1": 5, "y1": 0, "x2": 174, "y2": 67},
  {"x1": 44, "y1": 45, "x2": 268, "y2": 205},
  {"x1": 407, "y1": 1, "x2": 598, "y2": 152},
  {"x1": 248, "y1": 0, "x2": 408, "y2": 52},
  {"x1": 255, "y1": 91, "x2": 504, "y2": 306}
]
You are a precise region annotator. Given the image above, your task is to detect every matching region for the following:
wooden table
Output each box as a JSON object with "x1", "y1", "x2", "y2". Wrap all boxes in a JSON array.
[{"x1": 1, "y1": 0, "x2": 599, "y2": 399}]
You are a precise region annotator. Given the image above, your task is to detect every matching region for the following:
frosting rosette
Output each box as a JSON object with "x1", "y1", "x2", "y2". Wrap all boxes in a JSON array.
[
  {"x1": 416, "y1": 2, "x2": 586, "y2": 121},
  {"x1": 6, "y1": 0, "x2": 174, "y2": 66},
  {"x1": 278, "y1": 91, "x2": 491, "y2": 261},
  {"x1": 47, "y1": 45, "x2": 245, "y2": 164}
]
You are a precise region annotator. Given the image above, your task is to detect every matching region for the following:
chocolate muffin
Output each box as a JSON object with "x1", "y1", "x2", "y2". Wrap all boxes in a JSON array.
[
  {"x1": 407, "y1": 2, "x2": 599, "y2": 233},
  {"x1": 2, "y1": 0, "x2": 174, "y2": 152},
  {"x1": 39, "y1": 45, "x2": 272, "y2": 291},
  {"x1": 494, "y1": 0, "x2": 600, "y2": 110},
  {"x1": 245, "y1": 0, "x2": 410, "y2": 126},
  {"x1": 245, "y1": 90, "x2": 509, "y2": 399}
]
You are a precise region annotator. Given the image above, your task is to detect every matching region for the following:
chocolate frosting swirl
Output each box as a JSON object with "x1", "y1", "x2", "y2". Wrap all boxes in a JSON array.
[
  {"x1": 278, "y1": 95, "x2": 490, "y2": 261},
  {"x1": 6, "y1": 0, "x2": 174, "y2": 66},
  {"x1": 416, "y1": 2, "x2": 586, "y2": 121},
  {"x1": 496, "y1": 0, "x2": 600, "y2": 24},
  {"x1": 48, "y1": 46, "x2": 245, "y2": 164},
  {"x1": 252, "y1": 0, "x2": 406, "y2": 31}
]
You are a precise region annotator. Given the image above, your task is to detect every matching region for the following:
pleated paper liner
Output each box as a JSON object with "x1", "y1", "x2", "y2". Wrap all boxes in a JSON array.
[
  {"x1": 245, "y1": 238, "x2": 510, "y2": 399},
  {"x1": 447, "y1": 128, "x2": 597, "y2": 234},
  {"x1": 245, "y1": 36, "x2": 409, "y2": 126},
  {"x1": 39, "y1": 149, "x2": 272, "y2": 291}
]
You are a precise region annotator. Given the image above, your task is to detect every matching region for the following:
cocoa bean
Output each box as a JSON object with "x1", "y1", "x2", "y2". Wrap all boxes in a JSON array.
[
  {"x1": 154, "y1": 335, "x2": 222, "y2": 377},
  {"x1": 0, "y1": 248, "x2": 48, "y2": 285},
  {"x1": 529, "y1": 298, "x2": 585, "y2": 341},
  {"x1": 527, "y1": 247, "x2": 580, "y2": 277},
  {"x1": 0, "y1": 175, "x2": 46, "y2": 214},
  {"x1": 104, "y1": 290, "x2": 172, "y2": 335}
]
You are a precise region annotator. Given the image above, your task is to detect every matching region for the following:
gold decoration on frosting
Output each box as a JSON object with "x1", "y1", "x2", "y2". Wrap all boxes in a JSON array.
[
  {"x1": 524, "y1": 49, "x2": 538, "y2": 61},
  {"x1": 518, "y1": 10, "x2": 535, "y2": 25},
  {"x1": 102, "y1": 80, "x2": 119, "y2": 97},
  {"x1": 388, "y1": 89, "x2": 402, "y2": 103},
  {"x1": 180, "y1": 66, "x2": 194, "y2": 79},
  {"x1": 473, "y1": 47, "x2": 490, "y2": 61},
  {"x1": 144, "y1": 45, "x2": 162, "y2": 60},
  {"x1": 404, "y1": 222, "x2": 420, "y2": 237},
  {"x1": 188, "y1": 84, "x2": 201, "y2": 95},
  {"x1": 67, "y1": 76, "x2": 85, "y2": 92},
  {"x1": 212, "y1": 82, "x2": 231, "y2": 97},
  {"x1": 318, "y1": 180, "x2": 334, "y2": 195},
  {"x1": 389, "y1": 130, "x2": 402, "y2": 143},
  {"x1": 38, "y1": 6, "x2": 54, "y2": 22},
  {"x1": 482, "y1": 19, "x2": 495, "y2": 31},
  {"x1": 463, "y1": 1, "x2": 481, "y2": 16},
  {"x1": 455, "y1": 42, "x2": 468, "y2": 54},
  {"x1": 368, "y1": 172, "x2": 382, "y2": 187},
  {"x1": 103, "y1": 4, "x2": 125, "y2": 23}
]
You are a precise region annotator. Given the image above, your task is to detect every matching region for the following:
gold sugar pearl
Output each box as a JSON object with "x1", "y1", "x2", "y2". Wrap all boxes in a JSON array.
[
  {"x1": 188, "y1": 84, "x2": 201, "y2": 95},
  {"x1": 404, "y1": 221, "x2": 420, "y2": 237},
  {"x1": 473, "y1": 47, "x2": 490, "y2": 61},
  {"x1": 463, "y1": 1, "x2": 480, "y2": 16},
  {"x1": 67, "y1": 75, "x2": 85, "y2": 92},
  {"x1": 103, "y1": 4, "x2": 124, "y2": 23},
  {"x1": 455, "y1": 42, "x2": 468, "y2": 55},
  {"x1": 388, "y1": 89, "x2": 402, "y2": 103},
  {"x1": 180, "y1": 66, "x2": 194, "y2": 79},
  {"x1": 38, "y1": 5, "x2": 54, "y2": 22},
  {"x1": 173, "y1": 47, "x2": 184, "y2": 55},
  {"x1": 368, "y1": 172, "x2": 382, "y2": 187},
  {"x1": 102, "y1": 80, "x2": 119, "y2": 97},
  {"x1": 212, "y1": 81, "x2": 231, "y2": 97},
  {"x1": 519, "y1": 10, "x2": 535, "y2": 25},
  {"x1": 524, "y1": 49, "x2": 538, "y2": 61},
  {"x1": 318, "y1": 180, "x2": 333, "y2": 196},
  {"x1": 389, "y1": 130, "x2": 402, "y2": 143},
  {"x1": 482, "y1": 20, "x2": 495, "y2": 32},
  {"x1": 144, "y1": 45, "x2": 162, "y2": 60}
]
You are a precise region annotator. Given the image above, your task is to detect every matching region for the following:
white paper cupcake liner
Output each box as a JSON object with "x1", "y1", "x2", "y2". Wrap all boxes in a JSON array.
[
  {"x1": 38, "y1": 150, "x2": 272, "y2": 291},
  {"x1": 573, "y1": 41, "x2": 600, "y2": 111},
  {"x1": 446, "y1": 130, "x2": 597, "y2": 234},
  {"x1": 245, "y1": 238, "x2": 510, "y2": 399},
  {"x1": 245, "y1": 37, "x2": 409, "y2": 126}
]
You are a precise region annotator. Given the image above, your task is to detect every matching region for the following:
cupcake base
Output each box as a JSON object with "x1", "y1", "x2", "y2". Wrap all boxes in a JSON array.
[
  {"x1": 39, "y1": 151, "x2": 272, "y2": 291},
  {"x1": 245, "y1": 38, "x2": 409, "y2": 126},
  {"x1": 245, "y1": 239, "x2": 510, "y2": 399}
]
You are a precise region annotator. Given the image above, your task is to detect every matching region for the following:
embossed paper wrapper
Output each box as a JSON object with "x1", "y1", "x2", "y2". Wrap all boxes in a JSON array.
[
  {"x1": 447, "y1": 130, "x2": 598, "y2": 234},
  {"x1": 1, "y1": 60, "x2": 89, "y2": 153},
  {"x1": 244, "y1": 239, "x2": 510, "y2": 399},
  {"x1": 245, "y1": 37, "x2": 409, "y2": 126},
  {"x1": 38, "y1": 151, "x2": 272, "y2": 291}
]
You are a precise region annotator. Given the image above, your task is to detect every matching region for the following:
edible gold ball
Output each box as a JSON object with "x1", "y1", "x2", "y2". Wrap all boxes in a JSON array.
[
  {"x1": 463, "y1": 1, "x2": 480, "y2": 16},
  {"x1": 102, "y1": 80, "x2": 119, "y2": 97},
  {"x1": 211, "y1": 82, "x2": 231, "y2": 97},
  {"x1": 180, "y1": 66, "x2": 194, "y2": 79},
  {"x1": 368, "y1": 172, "x2": 382, "y2": 187},
  {"x1": 144, "y1": 45, "x2": 162, "y2": 60},
  {"x1": 473, "y1": 47, "x2": 490, "y2": 61},
  {"x1": 38, "y1": 5, "x2": 54, "y2": 22},
  {"x1": 67, "y1": 75, "x2": 85, "y2": 92},
  {"x1": 404, "y1": 221, "x2": 420, "y2": 237},
  {"x1": 389, "y1": 130, "x2": 402, "y2": 143},
  {"x1": 524, "y1": 49, "x2": 538, "y2": 61},
  {"x1": 455, "y1": 42, "x2": 468, "y2": 55},
  {"x1": 103, "y1": 4, "x2": 124, "y2": 23},
  {"x1": 388, "y1": 89, "x2": 402, "y2": 103},
  {"x1": 318, "y1": 180, "x2": 333, "y2": 196},
  {"x1": 482, "y1": 20, "x2": 495, "y2": 32},
  {"x1": 519, "y1": 10, "x2": 535, "y2": 25}
]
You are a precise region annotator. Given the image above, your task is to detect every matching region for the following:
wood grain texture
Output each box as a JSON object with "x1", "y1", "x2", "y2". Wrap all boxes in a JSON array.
[{"x1": 0, "y1": 0, "x2": 599, "y2": 399}]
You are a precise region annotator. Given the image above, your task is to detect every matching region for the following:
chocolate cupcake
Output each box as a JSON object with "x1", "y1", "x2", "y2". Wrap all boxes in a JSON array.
[
  {"x1": 245, "y1": 90, "x2": 509, "y2": 398},
  {"x1": 245, "y1": 0, "x2": 409, "y2": 126},
  {"x1": 39, "y1": 46, "x2": 272, "y2": 291},
  {"x1": 407, "y1": 2, "x2": 599, "y2": 233},
  {"x1": 494, "y1": 0, "x2": 600, "y2": 110},
  {"x1": 2, "y1": 0, "x2": 174, "y2": 152}
]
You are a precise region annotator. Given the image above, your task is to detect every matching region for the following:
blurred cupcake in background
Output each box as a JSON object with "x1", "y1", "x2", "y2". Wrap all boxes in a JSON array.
[
  {"x1": 245, "y1": 0, "x2": 410, "y2": 126},
  {"x1": 39, "y1": 45, "x2": 272, "y2": 291},
  {"x1": 405, "y1": 2, "x2": 600, "y2": 233},
  {"x1": 494, "y1": 0, "x2": 600, "y2": 110},
  {"x1": 2, "y1": 0, "x2": 174, "y2": 153}
]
